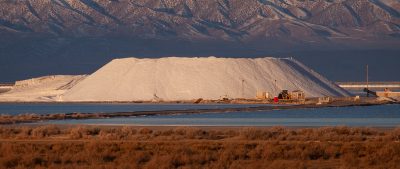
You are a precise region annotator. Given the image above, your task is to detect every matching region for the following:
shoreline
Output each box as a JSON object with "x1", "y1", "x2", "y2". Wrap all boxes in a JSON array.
[{"x1": 1, "y1": 98, "x2": 397, "y2": 125}]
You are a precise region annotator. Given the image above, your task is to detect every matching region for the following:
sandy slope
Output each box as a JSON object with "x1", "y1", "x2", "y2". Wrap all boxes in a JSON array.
[
  {"x1": 61, "y1": 57, "x2": 350, "y2": 102},
  {"x1": 0, "y1": 75, "x2": 86, "y2": 102}
]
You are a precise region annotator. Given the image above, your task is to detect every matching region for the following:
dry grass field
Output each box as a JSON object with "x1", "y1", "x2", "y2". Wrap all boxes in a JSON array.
[{"x1": 0, "y1": 125, "x2": 399, "y2": 169}]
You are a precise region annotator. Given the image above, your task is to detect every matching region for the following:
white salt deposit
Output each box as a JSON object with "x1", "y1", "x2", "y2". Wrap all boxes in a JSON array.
[
  {"x1": 0, "y1": 75, "x2": 86, "y2": 102},
  {"x1": 61, "y1": 57, "x2": 350, "y2": 102}
]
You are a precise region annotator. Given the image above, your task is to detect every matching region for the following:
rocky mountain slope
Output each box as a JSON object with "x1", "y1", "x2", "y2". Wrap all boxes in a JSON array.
[
  {"x1": 0, "y1": 0, "x2": 399, "y2": 83},
  {"x1": 0, "y1": 0, "x2": 399, "y2": 41}
]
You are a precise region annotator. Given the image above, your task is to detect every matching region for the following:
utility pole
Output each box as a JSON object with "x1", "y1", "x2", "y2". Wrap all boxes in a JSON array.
[
  {"x1": 366, "y1": 64, "x2": 369, "y2": 97},
  {"x1": 241, "y1": 79, "x2": 245, "y2": 98}
]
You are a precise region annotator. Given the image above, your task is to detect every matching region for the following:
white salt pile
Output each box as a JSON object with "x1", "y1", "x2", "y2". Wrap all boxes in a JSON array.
[
  {"x1": 61, "y1": 57, "x2": 350, "y2": 102},
  {"x1": 0, "y1": 75, "x2": 86, "y2": 102}
]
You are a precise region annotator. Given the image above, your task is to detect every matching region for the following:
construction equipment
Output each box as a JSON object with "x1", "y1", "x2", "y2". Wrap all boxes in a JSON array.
[
  {"x1": 278, "y1": 90, "x2": 290, "y2": 100},
  {"x1": 277, "y1": 90, "x2": 306, "y2": 102},
  {"x1": 363, "y1": 88, "x2": 377, "y2": 97}
]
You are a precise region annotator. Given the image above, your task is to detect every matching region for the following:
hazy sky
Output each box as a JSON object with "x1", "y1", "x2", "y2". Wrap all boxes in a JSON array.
[
  {"x1": 1, "y1": 0, "x2": 399, "y2": 82},
  {"x1": 0, "y1": 37, "x2": 399, "y2": 83}
]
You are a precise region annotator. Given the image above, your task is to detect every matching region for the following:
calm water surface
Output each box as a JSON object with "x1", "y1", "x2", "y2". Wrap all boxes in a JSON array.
[
  {"x1": 42, "y1": 104, "x2": 400, "y2": 127},
  {"x1": 1, "y1": 103, "x2": 399, "y2": 127},
  {"x1": 0, "y1": 103, "x2": 269, "y2": 115}
]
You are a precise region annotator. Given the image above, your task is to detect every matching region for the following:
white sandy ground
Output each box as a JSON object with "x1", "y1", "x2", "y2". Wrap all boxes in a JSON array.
[
  {"x1": 60, "y1": 57, "x2": 351, "y2": 102},
  {"x1": 0, "y1": 75, "x2": 86, "y2": 102}
]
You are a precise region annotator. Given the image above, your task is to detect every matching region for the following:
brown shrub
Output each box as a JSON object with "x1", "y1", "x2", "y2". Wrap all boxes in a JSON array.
[
  {"x1": 121, "y1": 126, "x2": 137, "y2": 136},
  {"x1": 0, "y1": 155, "x2": 20, "y2": 168},
  {"x1": 240, "y1": 127, "x2": 273, "y2": 140},
  {"x1": 268, "y1": 160, "x2": 307, "y2": 169},
  {"x1": 69, "y1": 127, "x2": 84, "y2": 139},
  {"x1": 0, "y1": 127, "x2": 21, "y2": 138},
  {"x1": 68, "y1": 126, "x2": 99, "y2": 139},
  {"x1": 161, "y1": 129, "x2": 174, "y2": 136},
  {"x1": 388, "y1": 127, "x2": 400, "y2": 141},
  {"x1": 99, "y1": 129, "x2": 120, "y2": 140},
  {"x1": 31, "y1": 125, "x2": 60, "y2": 138},
  {"x1": 139, "y1": 128, "x2": 153, "y2": 135},
  {"x1": 186, "y1": 128, "x2": 209, "y2": 139},
  {"x1": 144, "y1": 155, "x2": 173, "y2": 169},
  {"x1": 0, "y1": 126, "x2": 400, "y2": 169}
]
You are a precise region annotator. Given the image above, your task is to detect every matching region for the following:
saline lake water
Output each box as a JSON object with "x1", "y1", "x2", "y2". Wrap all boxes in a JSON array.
[{"x1": 0, "y1": 103, "x2": 399, "y2": 127}]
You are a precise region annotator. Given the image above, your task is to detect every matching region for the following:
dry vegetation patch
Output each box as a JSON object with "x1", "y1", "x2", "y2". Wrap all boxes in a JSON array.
[{"x1": 0, "y1": 126, "x2": 399, "y2": 169}]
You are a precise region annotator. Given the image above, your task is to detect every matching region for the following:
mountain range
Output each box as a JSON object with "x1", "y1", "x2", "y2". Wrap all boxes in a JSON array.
[
  {"x1": 1, "y1": 0, "x2": 399, "y2": 42},
  {"x1": 0, "y1": 0, "x2": 399, "y2": 82}
]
